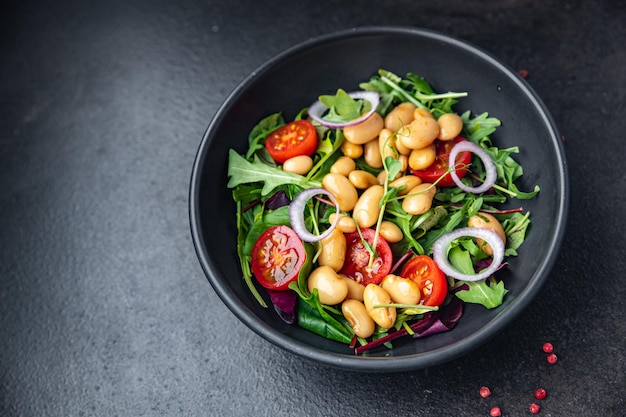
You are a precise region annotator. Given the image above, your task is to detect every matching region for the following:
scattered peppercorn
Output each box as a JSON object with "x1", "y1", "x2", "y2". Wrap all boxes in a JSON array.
[
  {"x1": 546, "y1": 353, "x2": 558, "y2": 364},
  {"x1": 529, "y1": 403, "x2": 541, "y2": 414},
  {"x1": 534, "y1": 387, "x2": 547, "y2": 400},
  {"x1": 542, "y1": 342, "x2": 554, "y2": 353},
  {"x1": 490, "y1": 406, "x2": 502, "y2": 417},
  {"x1": 517, "y1": 69, "x2": 529, "y2": 78},
  {"x1": 480, "y1": 386, "x2": 492, "y2": 398}
]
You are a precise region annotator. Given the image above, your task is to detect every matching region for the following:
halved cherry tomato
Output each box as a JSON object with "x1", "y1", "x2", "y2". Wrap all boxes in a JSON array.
[
  {"x1": 265, "y1": 119, "x2": 318, "y2": 163},
  {"x1": 400, "y1": 255, "x2": 448, "y2": 306},
  {"x1": 410, "y1": 136, "x2": 471, "y2": 187},
  {"x1": 340, "y1": 228, "x2": 392, "y2": 286},
  {"x1": 251, "y1": 225, "x2": 306, "y2": 291}
]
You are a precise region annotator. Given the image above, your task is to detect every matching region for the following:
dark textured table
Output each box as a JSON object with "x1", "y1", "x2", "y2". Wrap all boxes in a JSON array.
[{"x1": 2, "y1": 1, "x2": 624, "y2": 416}]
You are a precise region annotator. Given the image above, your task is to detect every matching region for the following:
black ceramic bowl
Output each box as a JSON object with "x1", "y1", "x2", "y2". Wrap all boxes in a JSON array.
[{"x1": 189, "y1": 27, "x2": 568, "y2": 372}]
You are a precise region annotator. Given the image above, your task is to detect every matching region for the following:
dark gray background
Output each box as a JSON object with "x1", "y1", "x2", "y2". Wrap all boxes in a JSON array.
[{"x1": 1, "y1": 1, "x2": 624, "y2": 416}]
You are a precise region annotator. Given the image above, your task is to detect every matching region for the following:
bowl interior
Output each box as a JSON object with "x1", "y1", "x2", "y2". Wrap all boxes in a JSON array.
[{"x1": 190, "y1": 27, "x2": 568, "y2": 372}]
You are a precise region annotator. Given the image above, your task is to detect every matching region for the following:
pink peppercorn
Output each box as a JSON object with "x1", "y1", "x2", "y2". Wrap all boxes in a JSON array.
[
  {"x1": 529, "y1": 403, "x2": 541, "y2": 414},
  {"x1": 534, "y1": 387, "x2": 547, "y2": 400},
  {"x1": 542, "y1": 342, "x2": 554, "y2": 353},
  {"x1": 480, "y1": 386, "x2": 492, "y2": 398},
  {"x1": 490, "y1": 406, "x2": 502, "y2": 417},
  {"x1": 547, "y1": 353, "x2": 558, "y2": 364}
]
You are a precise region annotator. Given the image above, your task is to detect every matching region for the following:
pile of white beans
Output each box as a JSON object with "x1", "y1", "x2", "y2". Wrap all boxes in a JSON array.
[{"x1": 282, "y1": 103, "x2": 505, "y2": 339}]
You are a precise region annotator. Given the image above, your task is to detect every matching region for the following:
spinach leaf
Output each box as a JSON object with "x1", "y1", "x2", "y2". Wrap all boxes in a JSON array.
[{"x1": 295, "y1": 292, "x2": 353, "y2": 344}]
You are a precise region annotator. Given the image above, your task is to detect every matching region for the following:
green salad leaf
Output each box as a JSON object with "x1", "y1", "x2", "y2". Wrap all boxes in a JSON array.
[
  {"x1": 501, "y1": 211, "x2": 531, "y2": 256},
  {"x1": 294, "y1": 290, "x2": 353, "y2": 344},
  {"x1": 461, "y1": 111, "x2": 501, "y2": 143},
  {"x1": 226, "y1": 68, "x2": 540, "y2": 345},
  {"x1": 448, "y1": 243, "x2": 509, "y2": 309},
  {"x1": 456, "y1": 277, "x2": 509, "y2": 309},
  {"x1": 318, "y1": 89, "x2": 371, "y2": 123},
  {"x1": 241, "y1": 206, "x2": 291, "y2": 256},
  {"x1": 462, "y1": 111, "x2": 540, "y2": 200},
  {"x1": 227, "y1": 150, "x2": 321, "y2": 196},
  {"x1": 245, "y1": 113, "x2": 284, "y2": 159}
]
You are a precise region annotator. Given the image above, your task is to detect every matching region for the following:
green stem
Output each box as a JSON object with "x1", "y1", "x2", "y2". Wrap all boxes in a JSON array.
[
  {"x1": 380, "y1": 76, "x2": 426, "y2": 109},
  {"x1": 236, "y1": 201, "x2": 268, "y2": 308},
  {"x1": 380, "y1": 75, "x2": 468, "y2": 109},
  {"x1": 469, "y1": 173, "x2": 517, "y2": 198}
]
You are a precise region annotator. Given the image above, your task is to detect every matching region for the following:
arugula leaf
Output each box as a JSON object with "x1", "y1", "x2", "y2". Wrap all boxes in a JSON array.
[
  {"x1": 359, "y1": 78, "x2": 395, "y2": 115},
  {"x1": 378, "y1": 69, "x2": 468, "y2": 110},
  {"x1": 318, "y1": 89, "x2": 371, "y2": 123},
  {"x1": 306, "y1": 129, "x2": 344, "y2": 182},
  {"x1": 245, "y1": 113, "x2": 284, "y2": 159},
  {"x1": 461, "y1": 111, "x2": 501, "y2": 143},
  {"x1": 418, "y1": 206, "x2": 466, "y2": 255},
  {"x1": 227, "y1": 149, "x2": 321, "y2": 196},
  {"x1": 500, "y1": 211, "x2": 531, "y2": 256},
  {"x1": 461, "y1": 111, "x2": 540, "y2": 200},
  {"x1": 448, "y1": 244, "x2": 476, "y2": 275},
  {"x1": 405, "y1": 73, "x2": 435, "y2": 95},
  {"x1": 447, "y1": 244, "x2": 508, "y2": 309},
  {"x1": 456, "y1": 277, "x2": 509, "y2": 309}
]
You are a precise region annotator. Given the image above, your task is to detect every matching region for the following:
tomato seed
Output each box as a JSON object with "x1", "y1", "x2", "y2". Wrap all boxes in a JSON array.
[
  {"x1": 547, "y1": 353, "x2": 558, "y2": 364},
  {"x1": 534, "y1": 387, "x2": 547, "y2": 400},
  {"x1": 479, "y1": 386, "x2": 492, "y2": 398},
  {"x1": 529, "y1": 403, "x2": 541, "y2": 414},
  {"x1": 542, "y1": 342, "x2": 554, "y2": 353},
  {"x1": 490, "y1": 407, "x2": 502, "y2": 417}
]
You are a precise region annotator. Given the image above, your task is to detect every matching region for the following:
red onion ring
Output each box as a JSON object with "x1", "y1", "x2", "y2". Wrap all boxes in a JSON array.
[
  {"x1": 432, "y1": 227, "x2": 505, "y2": 282},
  {"x1": 289, "y1": 188, "x2": 340, "y2": 242},
  {"x1": 449, "y1": 140, "x2": 497, "y2": 194},
  {"x1": 308, "y1": 91, "x2": 380, "y2": 129}
]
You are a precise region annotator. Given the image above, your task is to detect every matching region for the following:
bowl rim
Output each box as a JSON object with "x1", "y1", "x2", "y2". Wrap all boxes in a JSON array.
[{"x1": 189, "y1": 25, "x2": 569, "y2": 372}]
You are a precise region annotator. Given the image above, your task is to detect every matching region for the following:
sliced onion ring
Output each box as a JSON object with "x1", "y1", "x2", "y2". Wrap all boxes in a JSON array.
[
  {"x1": 449, "y1": 140, "x2": 497, "y2": 194},
  {"x1": 289, "y1": 188, "x2": 340, "y2": 242},
  {"x1": 432, "y1": 227, "x2": 505, "y2": 282},
  {"x1": 308, "y1": 91, "x2": 380, "y2": 129}
]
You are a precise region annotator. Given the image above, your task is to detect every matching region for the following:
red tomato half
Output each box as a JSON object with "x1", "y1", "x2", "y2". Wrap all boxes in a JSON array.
[
  {"x1": 265, "y1": 120, "x2": 318, "y2": 163},
  {"x1": 410, "y1": 136, "x2": 472, "y2": 187},
  {"x1": 340, "y1": 228, "x2": 393, "y2": 286},
  {"x1": 400, "y1": 255, "x2": 448, "y2": 306},
  {"x1": 251, "y1": 225, "x2": 307, "y2": 291}
]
